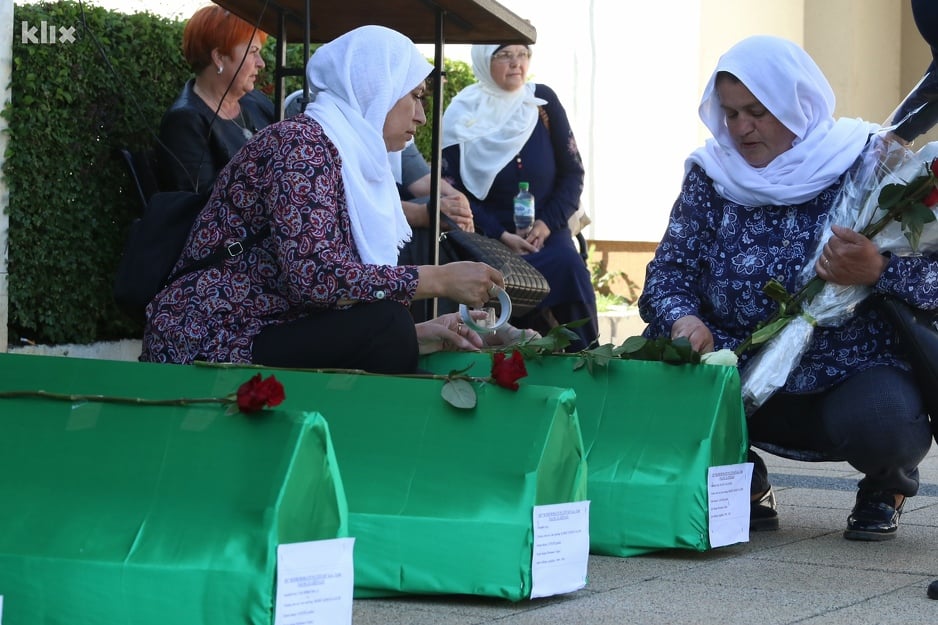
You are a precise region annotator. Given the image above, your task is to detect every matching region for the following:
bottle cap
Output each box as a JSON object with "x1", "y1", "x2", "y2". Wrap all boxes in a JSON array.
[{"x1": 519, "y1": 182, "x2": 529, "y2": 192}]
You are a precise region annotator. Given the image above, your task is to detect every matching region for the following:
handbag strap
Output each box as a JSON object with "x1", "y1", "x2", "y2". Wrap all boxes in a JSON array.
[
  {"x1": 165, "y1": 223, "x2": 271, "y2": 287},
  {"x1": 438, "y1": 212, "x2": 460, "y2": 236}
]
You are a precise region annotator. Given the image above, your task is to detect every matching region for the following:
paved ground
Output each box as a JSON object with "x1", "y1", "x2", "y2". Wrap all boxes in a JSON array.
[{"x1": 353, "y1": 443, "x2": 938, "y2": 625}]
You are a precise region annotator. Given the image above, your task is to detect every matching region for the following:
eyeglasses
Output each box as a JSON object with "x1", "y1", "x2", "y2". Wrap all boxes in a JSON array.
[{"x1": 492, "y1": 50, "x2": 531, "y2": 64}]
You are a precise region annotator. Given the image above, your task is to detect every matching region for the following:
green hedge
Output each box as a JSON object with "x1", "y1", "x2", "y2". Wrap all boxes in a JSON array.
[
  {"x1": 4, "y1": 1, "x2": 475, "y2": 346},
  {"x1": 5, "y1": 1, "x2": 189, "y2": 344}
]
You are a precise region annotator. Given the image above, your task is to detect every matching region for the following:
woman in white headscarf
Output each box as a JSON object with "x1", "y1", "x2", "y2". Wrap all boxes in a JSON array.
[
  {"x1": 441, "y1": 43, "x2": 598, "y2": 351},
  {"x1": 142, "y1": 25, "x2": 514, "y2": 373},
  {"x1": 639, "y1": 36, "x2": 935, "y2": 542}
]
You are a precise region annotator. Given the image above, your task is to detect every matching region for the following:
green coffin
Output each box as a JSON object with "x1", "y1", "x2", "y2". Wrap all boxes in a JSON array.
[
  {"x1": 422, "y1": 352, "x2": 748, "y2": 557},
  {"x1": 265, "y1": 368, "x2": 589, "y2": 600},
  {"x1": 0, "y1": 353, "x2": 588, "y2": 603},
  {"x1": 0, "y1": 354, "x2": 347, "y2": 625}
]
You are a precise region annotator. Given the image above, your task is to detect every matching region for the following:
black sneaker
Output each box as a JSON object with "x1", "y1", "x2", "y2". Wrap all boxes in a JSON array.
[
  {"x1": 750, "y1": 487, "x2": 779, "y2": 531},
  {"x1": 843, "y1": 490, "x2": 905, "y2": 541}
]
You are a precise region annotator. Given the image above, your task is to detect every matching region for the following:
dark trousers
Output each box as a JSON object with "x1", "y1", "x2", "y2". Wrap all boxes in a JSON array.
[
  {"x1": 748, "y1": 365, "x2": 932, "y2": 497},
  {"x1": 252, "y1": 300, "x2": 419, "y2": 374}
]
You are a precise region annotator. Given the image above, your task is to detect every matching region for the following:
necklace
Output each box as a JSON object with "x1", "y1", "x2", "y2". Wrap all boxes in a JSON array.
[
  {"x1": 194, "y1": 82, "x2": 253, "y2": 140},
  {"x1": 232, "y1": 109, "x2": 253, "y2": 141}
]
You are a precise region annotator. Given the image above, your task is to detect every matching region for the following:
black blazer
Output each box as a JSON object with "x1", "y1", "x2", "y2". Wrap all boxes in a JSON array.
[{"x1": 156, "y1": 79, "x2": 274, "y2": 194}]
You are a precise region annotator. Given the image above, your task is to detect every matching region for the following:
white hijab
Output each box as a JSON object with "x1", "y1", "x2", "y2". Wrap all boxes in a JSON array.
[
  {"x1": 688, "y1": 35, "x2": 876, "y2": 206},
  {"x1": 304, "y1": 25, "x2": 432, "y2": 265},
  {"x1": 441, "y1": 44, "x2": 546, "y2": 199}
]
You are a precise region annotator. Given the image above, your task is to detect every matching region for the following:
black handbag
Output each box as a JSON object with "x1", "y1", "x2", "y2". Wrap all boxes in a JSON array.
[
  {"x1": 113, "y1": 191, "x2": 269, "y2": 316},
  {"x1": 872, "y1": 294, "x2": 938, "y2": 439},
  {"x1": 438, "y1": 228, "x2": 550, "y2": 317}
]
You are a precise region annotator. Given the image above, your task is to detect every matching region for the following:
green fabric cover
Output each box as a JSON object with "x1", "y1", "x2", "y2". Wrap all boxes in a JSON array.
[
  {"x1": 266, "y1": 368, "x2": 588, "y2": 600},
  {"x1": 0, "y1": 353, "x2": 588, "y2": 604},
  {"x1": 421, "y1": 353, "x2": 748, "y2": 557},
  {"x1": 0, "y1": 354, "x2": 347, "y2": 625}
]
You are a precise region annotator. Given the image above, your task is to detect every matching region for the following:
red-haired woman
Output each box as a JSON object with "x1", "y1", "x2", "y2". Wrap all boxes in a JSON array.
[{"x1": 156, "y1": 5, "x2": 274, "y2": 194}]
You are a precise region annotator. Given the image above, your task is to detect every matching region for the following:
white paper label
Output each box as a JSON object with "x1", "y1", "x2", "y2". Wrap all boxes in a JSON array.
[
  {"x1": 274, "y1": 537, "x2": 355, "y2": 625},
  {"x1": 530, "y1": 500, "x2": 590, "y2": 598},
  {"x1": 707, "y1": 462, "x2": 753, "y2": 548}
]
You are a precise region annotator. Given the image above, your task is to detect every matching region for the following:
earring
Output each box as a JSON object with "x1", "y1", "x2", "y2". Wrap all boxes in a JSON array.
[{"x1": 217, "y1": 66, "x2": 223, "y2": 74}]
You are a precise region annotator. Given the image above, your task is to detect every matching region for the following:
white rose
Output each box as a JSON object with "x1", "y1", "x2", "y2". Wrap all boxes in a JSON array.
[{"x1": 700, "y1": 349, "x2": 739, "y2": 367}]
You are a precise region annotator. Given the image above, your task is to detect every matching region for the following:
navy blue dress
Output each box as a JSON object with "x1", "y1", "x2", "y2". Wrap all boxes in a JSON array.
[{"x1": 442, "y1": 84, "x2": 598, "y2": 349}]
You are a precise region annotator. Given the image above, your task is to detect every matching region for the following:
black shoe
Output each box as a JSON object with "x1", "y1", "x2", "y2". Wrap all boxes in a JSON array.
[
  {"x1": 843, "y1": 491, "x2": 905, "y2": 541},
  {"x1": 750, "y1": 487, "x2": 779, "y2": 531}
]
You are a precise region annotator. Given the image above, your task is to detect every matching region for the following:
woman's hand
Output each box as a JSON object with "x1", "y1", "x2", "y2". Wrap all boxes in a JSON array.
[
  {"x1": 482, "y1": 324, "x2": 540, "y2": 347},
  {"x1": 439, "y1": 192, "x2": 474, "y2": 233},
  {"x1": 523, "y1": 219, "x2": 551, "y2": 252},
  {"x1": 816, "y1": 225, "x2": 889, "y2": 286},
  {"x1": 416, "y1": 312, "x2": 485, "y2": 354},
  {"x1": 499, "y1": 232, "x2": 537, "y2": 255},
  {"x1": 416, "y1": 262, "x2": 504, "y2": 307},
  {"x1": 671, "y1": 315, "x2": 714, "y2": 353},
  {"x1": 416, "y1": 313, "x2": 539, "y2": 355}
]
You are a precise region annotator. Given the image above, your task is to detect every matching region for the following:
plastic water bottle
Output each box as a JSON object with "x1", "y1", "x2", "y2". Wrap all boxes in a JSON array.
[{"x1": 513, "y1": 181, "x2": 535, "y2": 236}]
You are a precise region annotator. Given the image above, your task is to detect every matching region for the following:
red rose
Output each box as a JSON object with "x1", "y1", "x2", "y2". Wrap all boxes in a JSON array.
[
  {"x1": 236, "y1": 374, "x2": 286, "y2": 413},
  {"x1": 924, "y1": 186, "x2": 938, "y2": 208},
  {"x1": 490, "y1": 350, "x2": 528, "y2": 391}
]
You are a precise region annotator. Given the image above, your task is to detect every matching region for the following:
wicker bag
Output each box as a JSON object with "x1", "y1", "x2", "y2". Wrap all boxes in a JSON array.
[{"x1": 439, "y1": 229, "x2": 550, "y2": 317}]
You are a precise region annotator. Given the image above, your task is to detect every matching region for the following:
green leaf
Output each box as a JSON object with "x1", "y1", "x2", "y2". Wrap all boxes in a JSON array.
[
  {"x1": 762, "y1": 279, "x2": 792, "y2": 304},
  {"x1": 661, "y1": 343, "x2": 682, "y2": 362},
  {"x1": 918, "y1": 203, "x2": 938, "y2": 224},
  {"x1": 900, "y1": 202, "x2": 937, "y2": 251},
  {"x1": 748, "y1": 316, "x2": 795, "y2": 346},
  {"x1": 615, "y1": 335, "x2": 650, "y2": 356},
  {"x1": 519, "y1": 335, "x2": 564, "y2": 353},
  {"x1": 441, "y1": 379, "x2": 477, "y2": 410},
  {"x1": 590, "y1": 343, "x2": 616, "y2": 365},
  {"x1": 611, "y1": 335, "x2": 702, "y2": 364},
  {"x1": 579, "y1": 343, "x2": 616, "y2": 370},
  {"x1": 548, "y1": 325, "x2": 579, "y2": 348},
  {"x1": 798, "y1": 277, "x2": 826, "y2": 306},
  {"x1": 877, "y1": 182, "x2": 908, "y2": 210},
  {"x1": 902, "y1": 219, "x2": 924, "y2": 252},
  {"x1": 655, "y1": 336, "x2": 699, "y2": 363}
]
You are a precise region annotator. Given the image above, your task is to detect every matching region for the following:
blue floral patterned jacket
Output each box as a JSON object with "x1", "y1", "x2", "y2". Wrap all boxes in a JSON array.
[{"x1": 640, "y1": 164, "x2": 938, "y2": 394}]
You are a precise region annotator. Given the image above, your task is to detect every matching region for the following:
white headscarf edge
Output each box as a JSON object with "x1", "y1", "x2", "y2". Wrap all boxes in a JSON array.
[
  {"x1": 688, "y1": 35, "x2": 876, "y2": 206},
  {"x1": 304, "y1": 25, "x2": 433, "y2": 264},
  {"x1": 441, "y1": 43, "x2": 546, "y2": 199}
]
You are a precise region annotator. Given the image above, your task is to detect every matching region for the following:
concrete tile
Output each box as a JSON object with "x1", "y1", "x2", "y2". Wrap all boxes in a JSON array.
[
  {"x1": 749, "y1": 527, "x2": 938, "y2": 577},
  {"x1": 353, "y1": 594, "x2": 531, "y2": 625},
  {"x1": 796, "y1": 585, "x2": 938, "y2": 625}
]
